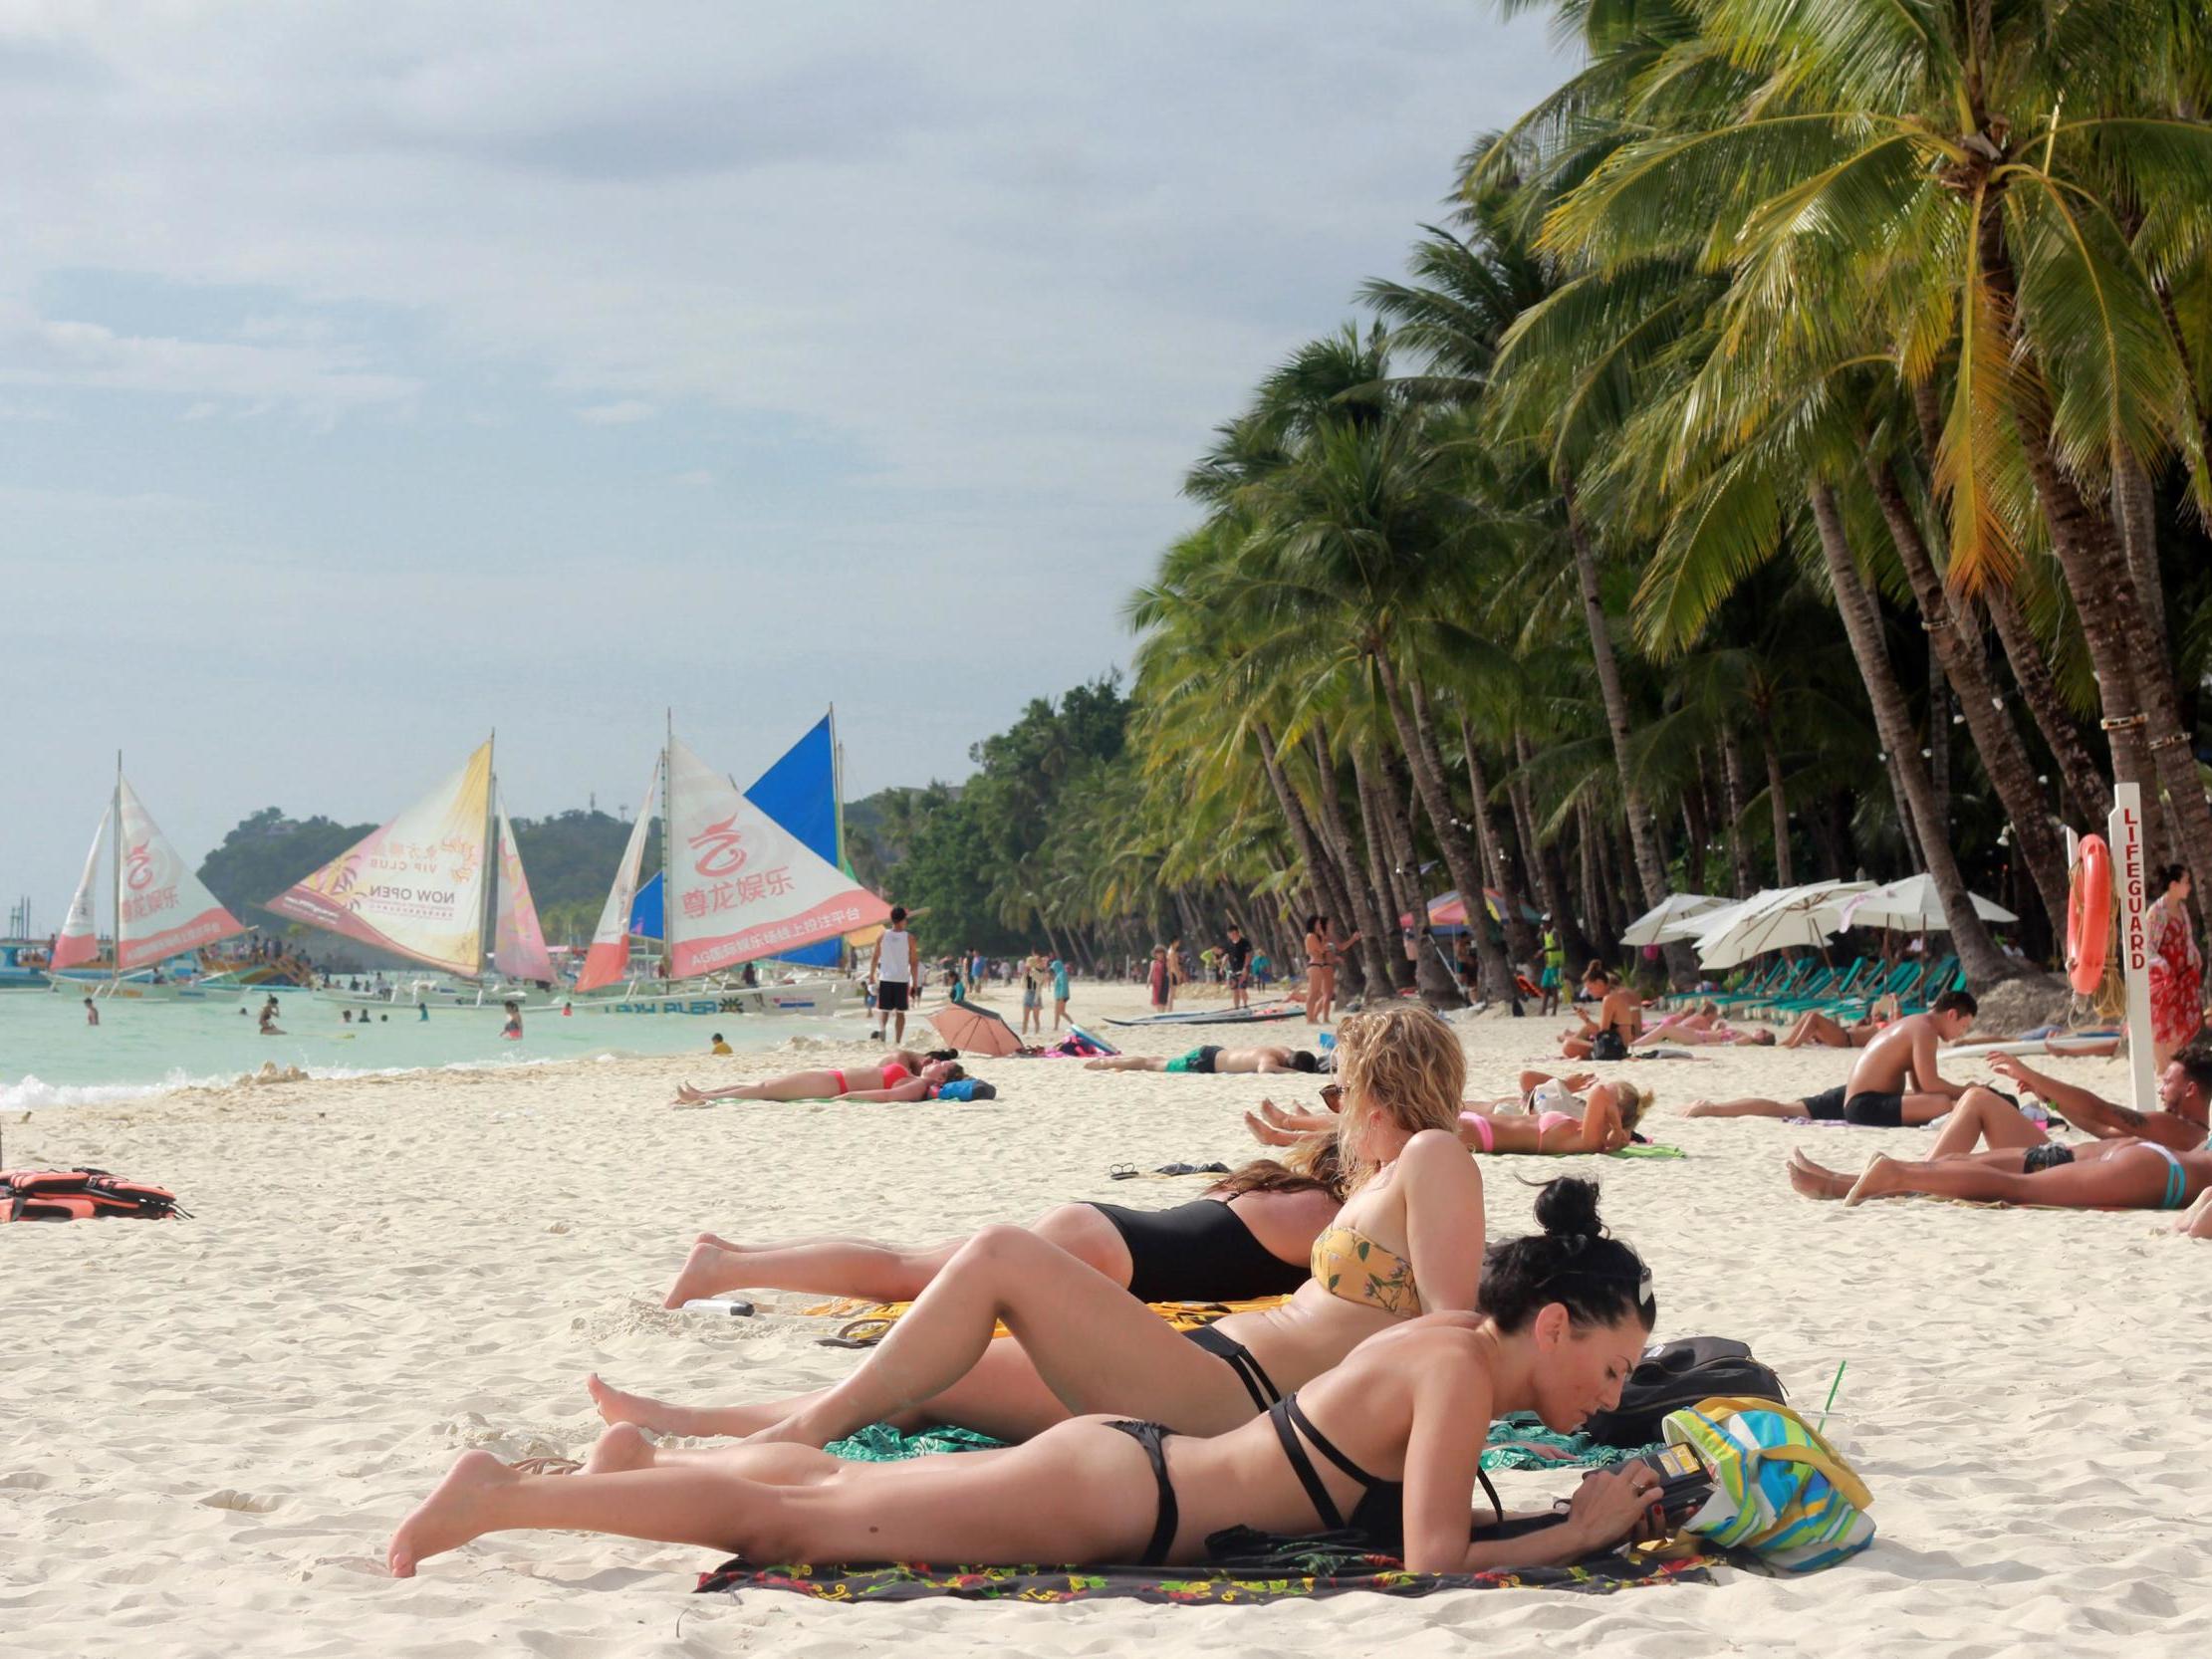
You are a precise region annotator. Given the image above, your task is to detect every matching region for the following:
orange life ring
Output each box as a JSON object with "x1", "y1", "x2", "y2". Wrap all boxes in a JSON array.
[{"x1": 2068, "y1": 835, "x2": 2112, "y2": 996}]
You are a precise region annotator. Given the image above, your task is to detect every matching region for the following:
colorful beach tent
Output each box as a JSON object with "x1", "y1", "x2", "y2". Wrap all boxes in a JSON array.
[{"x1": 1399, "y1": 889, "x2": 1541, "y2": 933}]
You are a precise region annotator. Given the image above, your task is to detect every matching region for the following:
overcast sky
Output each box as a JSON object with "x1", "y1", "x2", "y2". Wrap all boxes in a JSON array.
[{"x1": 1, "y1": 1, "x2": 1570, "y2": 925}]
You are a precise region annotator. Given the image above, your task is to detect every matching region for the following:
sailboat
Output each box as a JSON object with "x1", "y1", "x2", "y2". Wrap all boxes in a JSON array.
[
  {"x1": 565, "y1": 719, "x2": 889, "y2": 1017},
  {"x1": 265, "y1": 738, "x2": 558, "y2": 1008},
  {"x1": 47, "y1": 762, "x2": 250, "y2": 1003}
]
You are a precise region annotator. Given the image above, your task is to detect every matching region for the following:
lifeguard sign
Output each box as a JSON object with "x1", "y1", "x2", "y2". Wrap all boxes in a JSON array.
[{"x1": 2107, "y1": 782, "x2": 2156, "y2": 1114}]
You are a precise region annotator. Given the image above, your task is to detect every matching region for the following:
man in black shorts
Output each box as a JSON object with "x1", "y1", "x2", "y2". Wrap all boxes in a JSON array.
[
  {"x1": 1223, "y1": 925, "x2": 1253, "y2": 1012},
  {"x1": 1687, "y1": 991, "x2": 1980, "y2": 1125}
]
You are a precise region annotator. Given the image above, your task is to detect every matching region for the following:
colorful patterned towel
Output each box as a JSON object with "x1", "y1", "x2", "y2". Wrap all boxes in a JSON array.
[
  {"x1": 822, "y1": 1416, "x2": 1646, "y2": 1472},
  {"x1": 696, "y1": 1532, "x2": 1715, "y2": 1603},
  {"x1": 805, "y1": 1294, "x2": 1292, "y2": 1347}
]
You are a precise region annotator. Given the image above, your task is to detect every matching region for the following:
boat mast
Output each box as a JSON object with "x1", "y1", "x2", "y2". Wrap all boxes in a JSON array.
[
  {"x1": 481, "y1": 729, "x2": 499, "y2": 984},
  {"x1": 110, "y1": 751, "x2": 123, "y2": 988},
  {"x1": 829, "y1": 702, "x2": 848, "y2": 974}
]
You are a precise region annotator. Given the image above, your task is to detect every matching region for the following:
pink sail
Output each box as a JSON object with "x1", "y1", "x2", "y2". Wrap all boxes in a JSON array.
[
  {"x1": 574, "y1": 756, "x2": 661, "y2": 994},
  {"x1": 265, "y1": 743, "x2": 493, "y2": 976},
  {"x1": 115, "y1": 777, "x2": 246, "y2": 970},
  {"x1": 664, "y1": 735, "x2": 889, "y2": 979},
  {"x1": 51, "y1": 808, "x2": 109, "y2": 971},
  {"x1": 492, "y1": 797, "x2": 556, "y2": 985}
]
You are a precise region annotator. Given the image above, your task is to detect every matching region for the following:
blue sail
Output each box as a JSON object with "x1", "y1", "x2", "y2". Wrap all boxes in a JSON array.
[{"x1": 628, "y1": 714, "x2": 844, "y2": 964}]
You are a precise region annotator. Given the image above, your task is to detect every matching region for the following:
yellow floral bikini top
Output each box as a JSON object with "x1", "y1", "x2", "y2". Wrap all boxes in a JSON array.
[{"x1": 1311, "y1": 1224, "x2": 1421, "y2": 1315}]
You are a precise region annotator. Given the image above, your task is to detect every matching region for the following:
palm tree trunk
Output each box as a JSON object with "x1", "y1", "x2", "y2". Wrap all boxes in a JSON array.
[
  {"x1": 1577, "y1": 797, "x2": 1603, "y2": 961},
  {"x1": 1308, "y1": 723, "x2": 1394, "y2": 994},
  {"x1": 1682, "y1": 790, "x2": 1708, "y2": 897},
  {"x1": 1927, "y1": 646, "x2": 1950, "y2": 832},
  {"x1": 1810, "y1": 482, "x2": 2019, "y2": 987},
  {"x1": 1718, "y1": 726, "x2": 1754, "y2": 896},
  {"x1": 1350, "y1": 744, "x2": 1421, "y2": 995},
  {"x1": 1565, "y1": 484, "x2": 1688, "y2": 982},
  {"x1": 1865, "y1": 456, "x2": 2073, "y2": 934},
  {"x1": 1886, "y1": 749, "x2": 1927, "y2": 873},
  {"x1": 1373, "y1": 656, "x2": 1511, "y2": 1000},
  {"x1": 1979, "y1": 212, "x2": 2212, "y2": 895},
  {"x1": 1458, "y1": 716, "x2": 1541, "y2": 964},
  {"x1": 1983, "y1": 586, "x2": 2111, "y2": 823},
  {"x1": 1250, "y1": 720, "x2": 1354, "y2": 965},
  {"x1": 1761, "y1": 726, "x2": 1794, "y2": 887}
]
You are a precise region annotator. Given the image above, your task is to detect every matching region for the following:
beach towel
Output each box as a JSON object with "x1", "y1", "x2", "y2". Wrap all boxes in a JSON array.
[
  {"x1": 806, "y1": 1294, "x2": 1293, "y2": 1347},
  {"x1": 695, "y1": 1531, "x2": 1715, "y2": 1604},
  {"x1": 1607, "y1": 1143, "x2": 1689, "y2": 1160},
  {"x1": 821, "y1": 1415, "x2": 1645, "y2": 1473}
]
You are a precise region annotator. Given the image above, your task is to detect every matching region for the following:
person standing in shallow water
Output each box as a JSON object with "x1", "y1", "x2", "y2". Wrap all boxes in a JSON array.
[{"x1": 84, "y1": 997, "x2": 99, "y2": 1027}]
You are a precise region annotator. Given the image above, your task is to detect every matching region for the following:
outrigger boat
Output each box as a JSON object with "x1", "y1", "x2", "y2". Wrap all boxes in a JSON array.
[
  {"x1": 47, "y1": 761, "x2": 249, "y2": 1003},
  {"x1": 562, "y1": 715, "x2": 884, "y2": 1018},
  {"x1": 264, "y1": 737, "x2": 560, "y2": 1008}
]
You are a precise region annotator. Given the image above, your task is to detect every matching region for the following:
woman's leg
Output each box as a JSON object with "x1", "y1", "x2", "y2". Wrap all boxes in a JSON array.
[
  {"x1": 1926, "y1": 1088, "x2": 2048, "y2": 1158},
  {"x1": 663, "y1": 1232, "x2": 970, "y2": 1308},
  {"x1": 1843, "y1": 1146, "x2": 2179, "y2": 1208},
  {"x1": 388, "y1": 1423, "x2": 1149, "y2": 1577},
  {"x1": 1082, "y1": 1056, "x2": 1169, "y2": 1071},
  {"x1": 1682, "y1": 1096, "x2": 1800, "y2": 1118},
  {"x1": 2175, "y1": 1188, "x2": 2212, "y2": 1238},
  {"x1": 745, "y1": 1226, "x2": 1258, "y2": 1448},
  {"x1": 673, "y1": 1069, "x2": 843, "y2": 1105}
]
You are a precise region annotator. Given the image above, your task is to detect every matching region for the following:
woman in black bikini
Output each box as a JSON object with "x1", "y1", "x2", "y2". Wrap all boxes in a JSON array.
[
  {"x1": 657, "y1": 1145, "x2": 1344, "y2": 1309},
  {"x1": 388, "y1": 1179, "x2": 1660, "y2": 1577}
]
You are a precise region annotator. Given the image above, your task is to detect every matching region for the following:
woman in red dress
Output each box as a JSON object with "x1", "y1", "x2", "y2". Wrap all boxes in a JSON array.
[{"x1": 2147, "y1": 864, "x2": 2204, "y2": 1068}]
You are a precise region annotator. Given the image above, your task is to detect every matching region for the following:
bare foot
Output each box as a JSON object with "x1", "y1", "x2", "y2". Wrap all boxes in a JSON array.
[
  {"x1": 1843, "y1": 1153, "x2": 1908, "y2": 1207},
  {"x1": 673, "y1": 1080, "x2": 707, "y2": 1104},
  {"x1": 587, "y1": 1372, "x2": 703, "y2": 1436},
  {"x1": 1244, "y1": 1109, "x2": 1299, "y2": 1147},
  {"x1": 387, "y1": 1450, "x2": 516, "y2": 1577},
  {"x1": 2172, "y1": 1190, "x2": 2212, "y2": 1237},
  {"x1": 1786, "y1": 1155, "x2": 1853, "y2": 1201},
  {"x1": 583, "y1": 1422, "x2": 658, "y2": 1475},
  {"x1": 1682, "y1": 1099, "x2": 1717, "y2": 1117},
  {"x1": 663, "y1": 1239, "x2": 744, "y2": 1308}
]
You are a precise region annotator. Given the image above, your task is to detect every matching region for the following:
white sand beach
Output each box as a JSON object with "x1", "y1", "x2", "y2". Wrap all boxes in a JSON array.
[{"x1": 7, "y1": 982, "x2": 2209, "y2": 1657}]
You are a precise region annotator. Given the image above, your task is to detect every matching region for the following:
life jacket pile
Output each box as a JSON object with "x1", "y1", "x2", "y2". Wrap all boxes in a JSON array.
[{"x1": 0, "y1": 1168, "x2": 186, "y2": 1223}]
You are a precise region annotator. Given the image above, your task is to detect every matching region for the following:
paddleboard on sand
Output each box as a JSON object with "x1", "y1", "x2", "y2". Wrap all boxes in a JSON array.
[{"x1": 1103, "y1": 1002, "x2": 1304, "y2": 1028}]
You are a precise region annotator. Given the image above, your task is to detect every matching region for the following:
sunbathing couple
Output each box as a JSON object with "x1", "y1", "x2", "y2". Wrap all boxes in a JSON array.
[
  {"x1": 672, "y1": 1050, "x2": 968, "y2": 1105},
  {"x1": 1788, "y1": 1043, "x2": 2212, "y2": 1221},
  {"x1": 390, "y1": 1008, "x2": 1668, "y2": 1578},
  {"x1": 1247, "y1": 1070, "x2": 1650, "y2": 1158},
  {"x1": 1685, "y1": 993, "x2": 1979, "y2": 1127}
]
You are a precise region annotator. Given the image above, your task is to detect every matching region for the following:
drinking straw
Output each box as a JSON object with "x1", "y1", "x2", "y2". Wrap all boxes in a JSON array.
[{"x1": 1817, "y1": 1360, "x2": 1847, "y2": 1433}]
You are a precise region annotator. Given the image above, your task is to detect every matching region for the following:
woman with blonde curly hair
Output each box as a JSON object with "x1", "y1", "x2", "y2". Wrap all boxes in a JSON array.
[{"x1": 584, "y1": 1004, "x2": 1486, "y2": 1450}]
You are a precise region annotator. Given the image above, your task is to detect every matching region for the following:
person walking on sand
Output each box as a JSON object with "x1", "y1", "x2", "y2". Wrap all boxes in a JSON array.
[
  {"x1": 2146, "y1": 864, "x2": 2205, "y2": 1069},
  {"x1": 1050, "y1": 954, "x2": 1071, "y2": 1030},
  {"x1": 867, "y1": 906, "x2": 917, "y2": 1045},
  {"x1": 1146, "y1": 945, "x2": 1170, "y2": 1013},
  {"x1": 1019, "y1": 950, "x2": 1049, "y2": 1038},
  {"x1": 1165, "y1": 937, "x2": 1186, "y2": 1011},
  {"x1": 1685, "y1": 991, "x2": 1979, "y2": 1126},
  {"x1": 1539, "y1": 920, "x2": 1566, "y2": 1017},
  {"x1": 1223, "y1": 924, "x2": 1253, "y2": 1012},
  {"x1": 1303, "y1": 916, "x2": 1358, "y2": 1024}
]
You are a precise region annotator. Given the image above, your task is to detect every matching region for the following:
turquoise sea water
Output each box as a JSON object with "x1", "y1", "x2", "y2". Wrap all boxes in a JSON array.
[{"x1": 0, "y1": 988, "x2": 847, "y2": 1110}]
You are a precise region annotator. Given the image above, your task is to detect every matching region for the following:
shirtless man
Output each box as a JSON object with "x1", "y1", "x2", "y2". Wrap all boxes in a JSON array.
[
  {"x1": 1084, "y1": 1044, "x2": 1322, "y2": 1075},
  {"x1": 1684, "y1": 991, "x2": 1979, "y2": 1126},
  {"x1": 1911, "y1": 1042, "x2": 2212, "y2": 1159},
  {"x1": 1560, "y1": 966, "x2": 1643, "y2": 1061}
]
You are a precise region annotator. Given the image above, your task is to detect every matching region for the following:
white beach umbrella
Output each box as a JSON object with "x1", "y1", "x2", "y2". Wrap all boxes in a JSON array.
[
  {"x1": 1619, "y1": 893, "x2": 1732, "y2": 947},
  {"x1": 1832, "y1": 872, "x2": 2017, "y2": 933},
  {"x1": 1654, "y1": 892, "x2": 1763, "y2": 944},
  {"x1": 1695, "y1": 882, "x2": 1873, "y2": 970}
]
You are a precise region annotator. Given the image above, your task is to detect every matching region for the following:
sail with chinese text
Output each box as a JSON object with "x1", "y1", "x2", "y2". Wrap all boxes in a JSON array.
[
  {"x1": 574, "y1": 756, "x2": 661, "y2": 993},
  {"x1": 264, "y1": 742, "x2": 493, "y2": 976},
  {"x1": 51, "y1": 809, "x2": 108, "y2": 971},
  {"x1": 663, "y1": 734, "x2": 889, "y2": 979},
  {"x1": 492, "y1": 796, "x2": 556, "y2": 985},
  {"x1": 114, "y1": 777, "x2": 246, "y2": 970}
]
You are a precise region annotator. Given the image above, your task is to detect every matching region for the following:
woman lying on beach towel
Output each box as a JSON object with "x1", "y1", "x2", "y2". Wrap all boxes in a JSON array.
[
  {"x1": 1635, "y1": 1006, "x2": 1775, "y2": 1047},
  {"x1": 388, "y1": 1180, "x2": 1660, "y2": 1579},
  {"x1": 672, "y1": 1055, "x2": 964, "y2": 1105},
  {"x1": 1784, "y1": 1139, "x2": 2212, "y2": 1209},
  {"x1": 658, "y1": 1141, "x2": 1347, "y2": 1309},
  {"x1": 1244, "y1": 1073, "x2": 1650, "y2": 1157},
  {"x1": 590, "y1": 1005, "x2": 1485, "y2": 1449}
]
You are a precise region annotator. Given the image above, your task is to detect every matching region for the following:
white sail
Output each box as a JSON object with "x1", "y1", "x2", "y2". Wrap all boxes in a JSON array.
[
  {"x1": 51, "y1": 807, "x2": 109, "y2": 971},
  {"x1": 492, "y1": 796, "x2": 556, "y2": 985},
  {"x1": 663, "y1": 734, "x2": 889, "y2": 979},
  {"x1": 114, "y1": 777, "x2": 246, "y2": 970},
  {"x1": 265, "y1": 742, "x2": 493, "y2": 976},
  {"x1": 574, "y1": 755, "x2": 661, "y2": 994}
]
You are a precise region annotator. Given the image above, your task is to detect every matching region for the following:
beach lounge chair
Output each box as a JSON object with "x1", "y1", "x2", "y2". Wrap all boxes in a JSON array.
[{"x1": 1706, "y1": 958, "x2": 1809, "y2": 1013}]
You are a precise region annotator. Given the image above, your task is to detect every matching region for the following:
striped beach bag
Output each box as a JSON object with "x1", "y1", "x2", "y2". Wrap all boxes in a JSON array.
[{"x1": 1661, "y1": 1396, "x2": 1873, "y2": 1571}]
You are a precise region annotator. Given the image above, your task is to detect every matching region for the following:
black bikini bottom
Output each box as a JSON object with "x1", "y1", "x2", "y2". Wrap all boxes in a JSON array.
[{"x1": 1105, "y1": 1419, "x2": 1180, "y2": 1565}]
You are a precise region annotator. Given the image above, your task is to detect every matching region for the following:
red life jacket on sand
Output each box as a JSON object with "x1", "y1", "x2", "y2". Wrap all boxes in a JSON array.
[{"x1": 0, "y1": 1169, "x2": 186, "y2": 1223}]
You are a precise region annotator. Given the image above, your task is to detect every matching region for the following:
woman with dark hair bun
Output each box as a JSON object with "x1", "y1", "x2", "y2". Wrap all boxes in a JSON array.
[
  {"x1": 389, "y1": 1177, "x2": 1662, "y2": 1579},
  {"x1": 2146, "y1": 864, "x2": 2203, "y2": 1069}
]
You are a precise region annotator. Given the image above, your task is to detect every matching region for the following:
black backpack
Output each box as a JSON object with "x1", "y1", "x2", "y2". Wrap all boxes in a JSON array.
[{"x1": 1582, "y1": 1336, "x2": 1786, "y2": 1448}]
